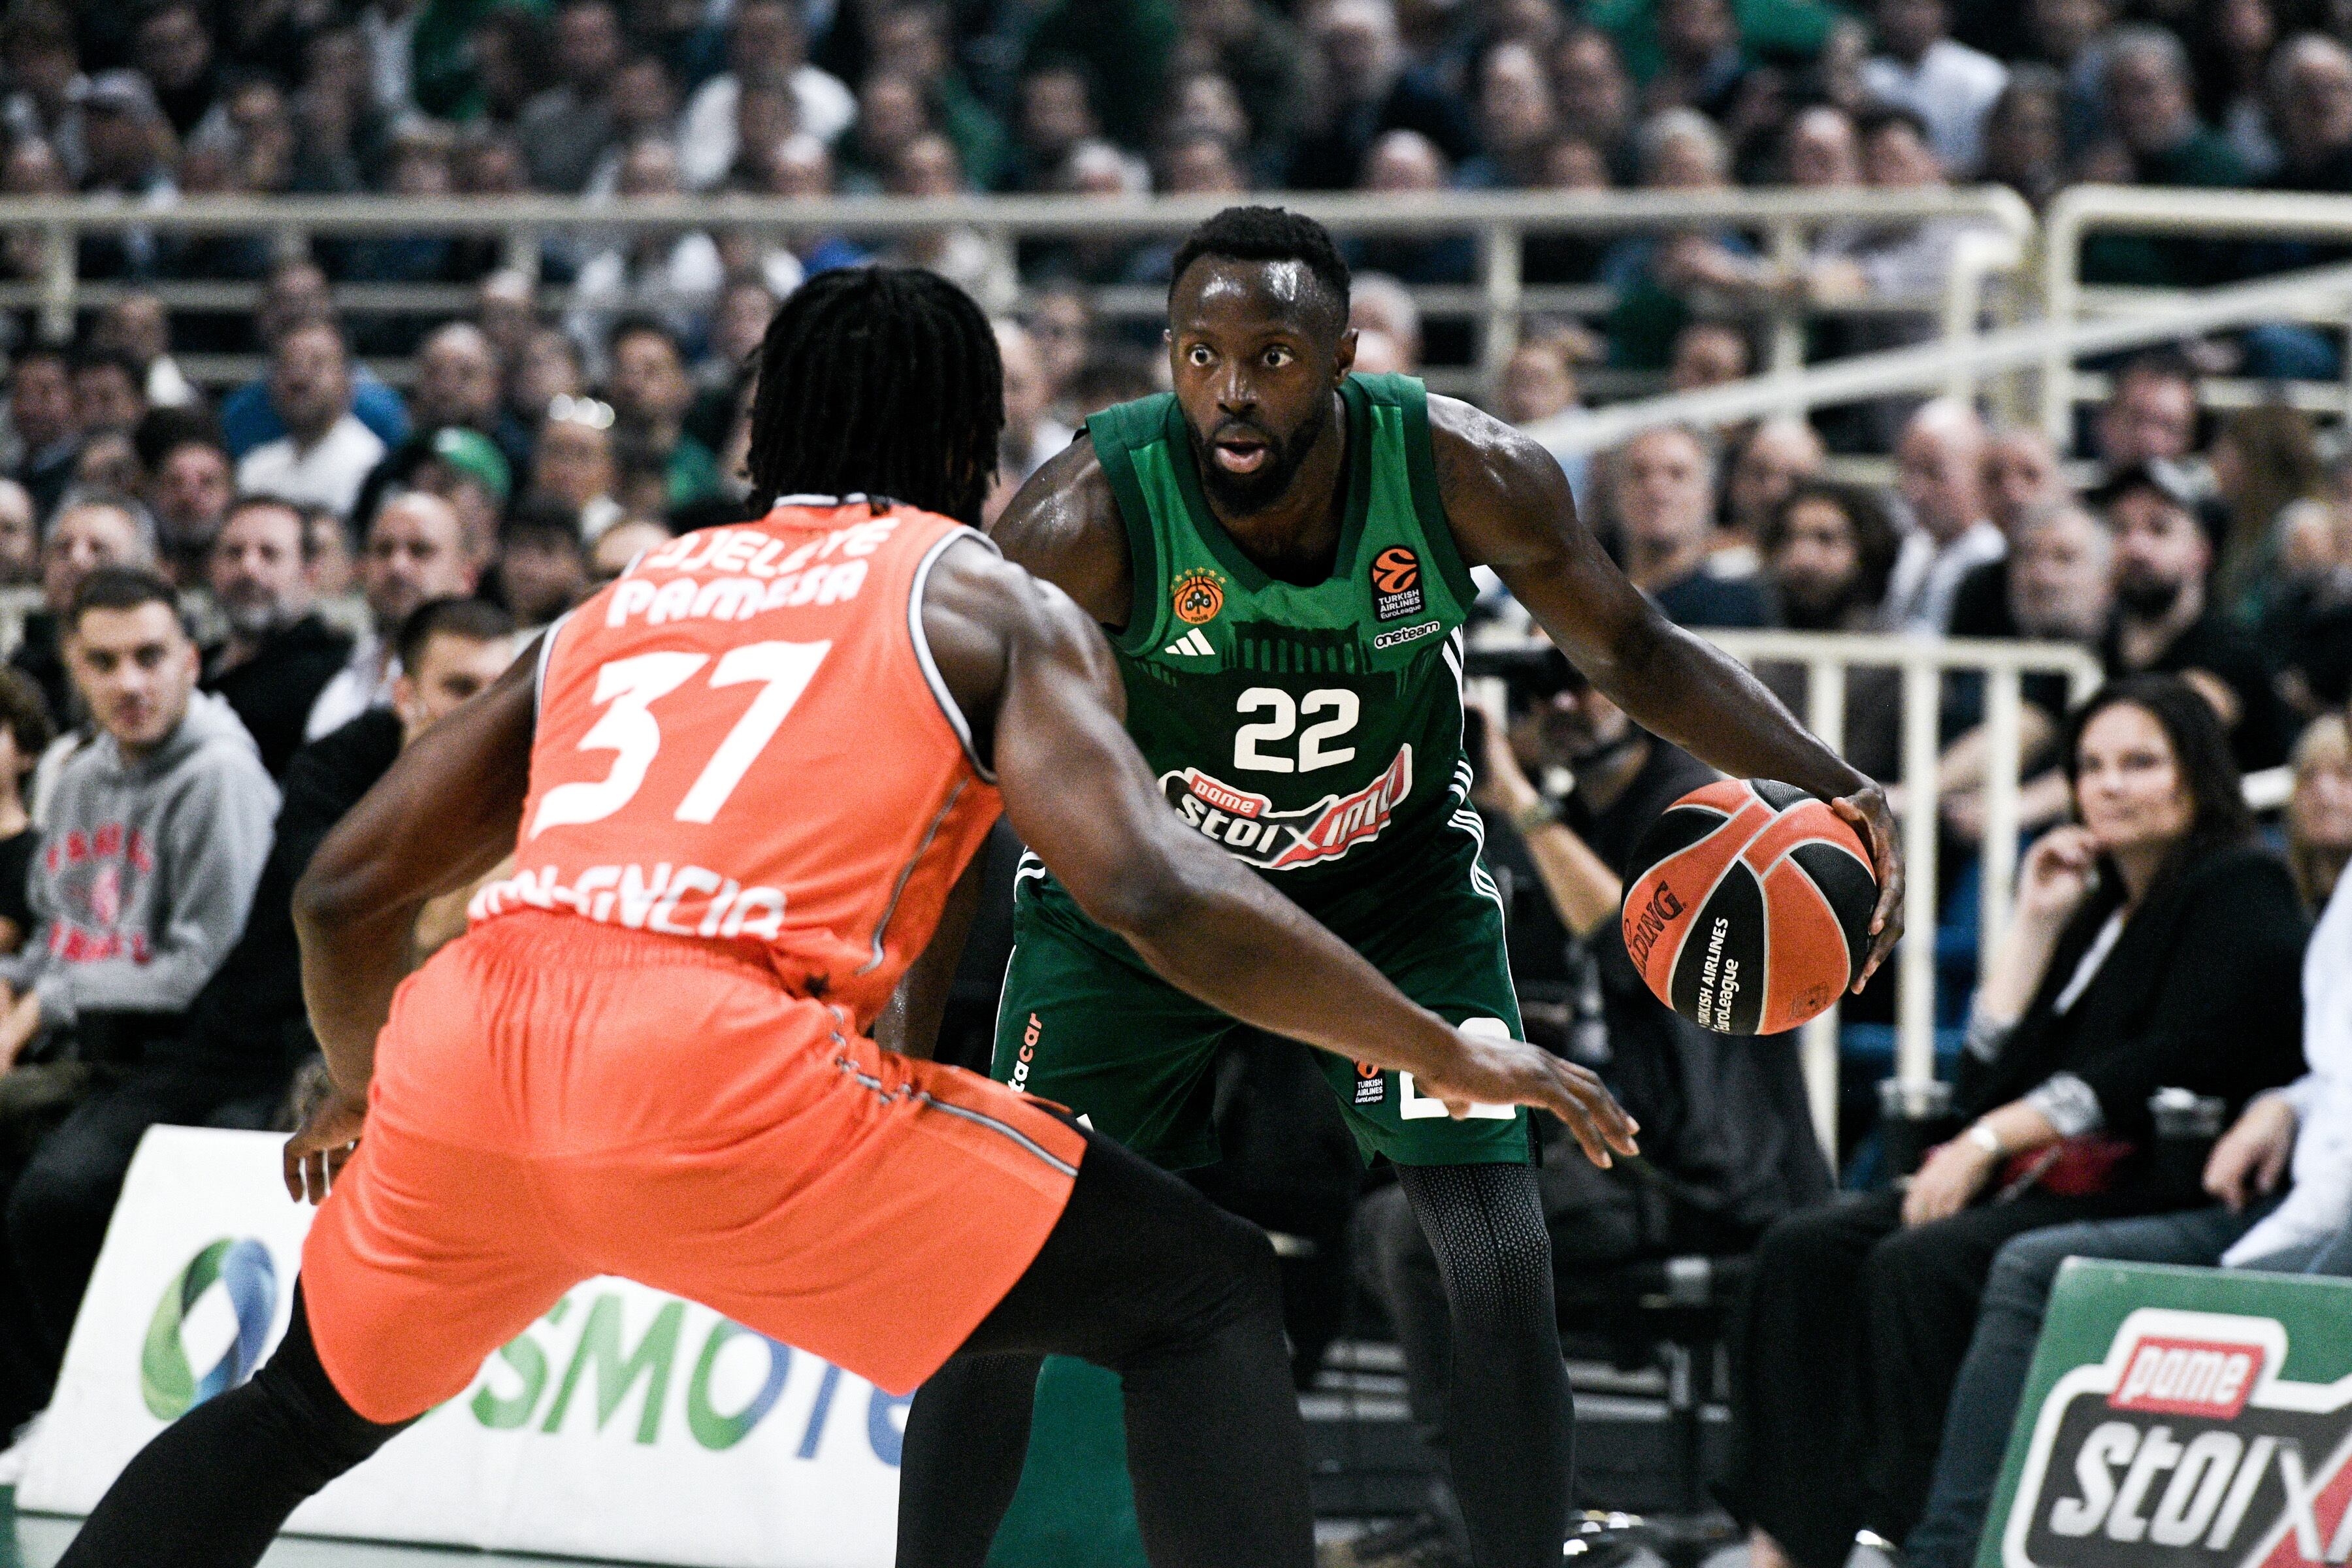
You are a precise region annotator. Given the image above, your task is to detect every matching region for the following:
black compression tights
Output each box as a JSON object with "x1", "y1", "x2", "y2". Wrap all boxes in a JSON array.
[
  {"x1": 896, "y1": 1128, "x2": 1313, "y2": 1567},
  {"x1": 56, "y1": 1127, "x2": 1312, "y2": 1568},
  {"x1": 1396, "y1": 1162, "x2": 1573, "y2": 1568},
  {"x1": 57, "y1": 1282, "x2": 411, "y2": 1568}
]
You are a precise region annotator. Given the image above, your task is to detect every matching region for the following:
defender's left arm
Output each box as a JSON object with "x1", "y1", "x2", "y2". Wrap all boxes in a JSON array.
[{"x1": 1431, "y1": 397, "x2": 1902, "y2": 981}]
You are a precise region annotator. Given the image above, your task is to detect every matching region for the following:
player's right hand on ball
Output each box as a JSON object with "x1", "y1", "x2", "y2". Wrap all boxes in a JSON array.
[{"x1": 1419, "y1": 1036, "x2": 1640, "y2": 1169}]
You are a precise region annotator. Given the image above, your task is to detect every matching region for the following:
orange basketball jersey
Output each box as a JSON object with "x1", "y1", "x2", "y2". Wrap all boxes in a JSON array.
[{"x1": 470, "y1": 496, "x2": 1003, "y2": 1026}]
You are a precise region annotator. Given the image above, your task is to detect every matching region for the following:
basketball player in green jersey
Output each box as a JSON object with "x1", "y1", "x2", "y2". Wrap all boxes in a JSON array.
[{"x1": 896, "y1": 208, "x2": 1903, "y2": 1568}]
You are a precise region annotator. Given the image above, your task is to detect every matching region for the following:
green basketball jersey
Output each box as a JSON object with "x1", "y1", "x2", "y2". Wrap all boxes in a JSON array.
[{"x1": 1079, "y1": 372, "x2": 1480, "y2": 904}]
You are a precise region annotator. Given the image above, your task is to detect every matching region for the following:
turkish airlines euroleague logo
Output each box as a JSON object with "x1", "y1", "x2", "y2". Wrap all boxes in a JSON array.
[{"x1": 1371, "y1": 547, "x2": 1425, "y2": 621}]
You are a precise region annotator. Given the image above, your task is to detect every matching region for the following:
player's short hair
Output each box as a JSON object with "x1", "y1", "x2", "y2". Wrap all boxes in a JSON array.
[
  {"x1": 1168, "y1": 206, "x2": 1352, "y2": 333},
  {"x1": 396, "y1": 596, "x2": 515, "y2": 674},
  {"x1": 743, "y1": 265, "x2": 1004, "y2": 525},
  {"x1": 67, "y1": 565, "x2": 180, "y2": 636}
]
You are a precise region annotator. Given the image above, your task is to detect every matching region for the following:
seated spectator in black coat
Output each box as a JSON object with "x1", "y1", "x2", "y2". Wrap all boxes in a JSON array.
[
  {"x1": 0, "y1": 568, "x2": 279, "y2": 1431},
  {"x1": 2096, "y1": 461, "x2": 2292, "y2": 772},
  {"x1": 1727, "y1": 676, "x2": 2309, "y2": 1568},
  {"x1": 202, "y1": 495, "x2": 354, "y2": 779},
  {"x1": 1613, "y1": 425, "x2": 1772, "y2": 629},
  {"x1": 189, "y1": 598, "x2": 519, "y2": 1130}
]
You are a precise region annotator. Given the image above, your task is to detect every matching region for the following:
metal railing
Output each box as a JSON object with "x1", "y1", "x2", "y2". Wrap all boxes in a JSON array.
[
  {"x1": 0, "y1": 187, "x2": 2033, "y2": 399},
  {"x1": 1703, "y1": 630, "x2": 2106, "y2": 1157},
  {"x1": 2040, "y1": 184, "x2": 2352, "y2": 440}
]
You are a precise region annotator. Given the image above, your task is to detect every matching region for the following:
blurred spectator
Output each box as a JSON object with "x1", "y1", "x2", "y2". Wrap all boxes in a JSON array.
[
  {"x1": 1350, "y1": 275, "x2": 1425, "y2": 374},
  {"x1": 1666, "y1": 319, "x2": 1752, "y2": 392},
  {"x1": 580, "y1": 54, "x2": 686, "y2": 199},
  {"x1": 2285, "y1": 714, "x2": 2352, "y2": 910},
  {"x1": 67, "y1": 350, "x2": 144, "y2": 442},
  {"x1": 1859, "y1": 0, "x2": 2008, "y2": 173},
  {"x1": 75, "y1": 73, "x2": 177, "y2": 280},
  {"x1": 679, "y1": 0, "x2": 857, "y2": 190},
  {"x1": 687, "y1": 278, "x2": 776, "y2": 450},
  {"x1": 0, "y1": 482, "x2": 35, "y2": 588},
  {"x1": 996, "y1": 319, "x2": 1073, "y2": 491},
  {"x1": 606, "y1": 318, "x2": 722, "y2": 508},
  {"x1": 337, "y1": 121, "x2": 465, "y2": 290},
  {"x1": 1347, "y1": 132, "x2": 1476, "y2": 285},
  {"x1": 5, "y1": 346, "x2": 78, "y2": 521},
  {"x1": 841, "y1": 73, "x2": 934, "y2": 193},
  {"x1": 517, "y1": 0, "x2": 630, "y2": 193},
  {"x1": 0, "y1": 670, "x2": 50, "y2": 957},
  {"x1": 1495, "y1": 335, "x2": 1584, "y2": 427},
  {"x1": 202, "y1": 496, "x2": 353, "y2": 779},
  {"x1": 410, "y1": 323, "x2": 518, "y2": 468},
  {"x1": 1001, "y1": 59, "x2": 1100, "y2": 194},
  {"x1": 1979, "y1": 65, "x2": 2068, "y2": 208},
  {"x1": 71, "y1": 433, "x2": 142, "y2": 498},
  {"x1": 1554, "y1": 27, "x2": 1637, "y2": 177},
  {"x1": 2079, "y1": 27, "x2": 2249, "y2": 287},
  {"x1": 1723, "y1": 417, "x2": 1826, "y2": 576},
  {"x1": 1603, "y1": 110, "x2": 1750, "y2": 370},
  {"x1": 1883, "y1": 399, "x2": 2005, "y2": 634},
  {"x1": 1458, "y1": 42, "x2": 1559, "y2": 189},
  {"x1": 531, "y1": 399, "x2": 624, "y2": 540},
  {"x1": 304, "y1": 491, "x2": 485, "y2": 741},
  {"x1": 0, "y1": 568, "x2": 280, "y2": 1428},
  {"x1": 2267, "y1": 33, "x2": 2352, "y2": 194},
  {"x1": 1758, "y1": 480, "x2": 1904, "y2": 780},
  {"x1": 234, "y1": 322, "x2": 388, "y2": 524},
  {"x1": 10, "y1": 496, "x2": 155, "y2": 734},
  {"x1": 131, "y1": 1, "x2": 220, "y2": 144},
  {"x1": 217, "y1": 259, "x2": 410, "y2": 459},
  {"x1": 877, "y1": 134, "x2": 1017, "y2": 310},
  {"x1": 1731, "y1": 676, "x2": 2305, "y2": 1568},
  {"x1": 1173, "y1": 0, "x2": 1310, "y2": 171},
  {"x1": 1290, "y1": 0, "x2": 1476, "y2": 190},
  {"x1": 566, "y1": 139, "x2": 726, "y2": 360},
  {"x1": 496, "y1": 498, "x2": 590, "y2": 630},
  {"x1": 589, "y1": 515, "x2": 675, "y2": 585},
  {"x1": 1984, "y1": 426, "x2": 2065, "y2": 540},
  {"x1": 740, "y1": 135, "x2": 870, "y2": 279},
  {"x1": 868, "y1": 5, "x2": 1009, "y2": 191},
  {"x1": 509, "y1": 327, "x2": 589, "y2": 447},
  {"x1": 142, "y1": 429, "x2": 231, "y2": 585},
  {"x1": 410, "y1": 428, "x2": 514, "y2": 562},
  {"x1": 2093, "y1": 348, "x2": 2202, "y2": 474},
  {"x1": 1613, "y1": 425, "x2": 1772, "y2": 627},
  {"x1": 0, "y1": 138, "x2": 72, "y2": 285},
  {"x1": 2208, "y1": 401, "x2": 2323, "y2": 623},
  {"x1": 1642, "y1": 0, "x2": 1748, "y2": 120},
  {"x1": 1, "y1": 7, "x2": 86, "y2": 185},
  {"x1": 2099, "y1": 461, "x2": 2292, "y2": 772},
  {"x1": 90, "y1": 295, "x2": 193, "y2": 410}
]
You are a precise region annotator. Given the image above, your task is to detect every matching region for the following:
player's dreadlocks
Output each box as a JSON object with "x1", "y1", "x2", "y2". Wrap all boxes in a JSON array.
[{"x1": 744, "y1": 266, "x2": 1004, "y2": 525}]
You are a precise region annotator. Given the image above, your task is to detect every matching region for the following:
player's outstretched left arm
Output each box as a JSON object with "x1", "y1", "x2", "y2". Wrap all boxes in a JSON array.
[
  {"x1": 284, "y1": 643, "x2": 538, "y2": 1200},
  {"x1": 1429, "y1": 397, "x2": 1903, "y2": 985}
]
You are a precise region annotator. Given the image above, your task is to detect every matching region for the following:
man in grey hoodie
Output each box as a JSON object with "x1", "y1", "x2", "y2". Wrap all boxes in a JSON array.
[{"x1": 0, "y1": 566, "x2": 276, "y2": 1432}]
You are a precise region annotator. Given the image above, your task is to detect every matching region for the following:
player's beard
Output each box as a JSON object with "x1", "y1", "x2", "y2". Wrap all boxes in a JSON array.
[{"x1": 1185, "y1": 394, "x2": 1333, "y2": 519}]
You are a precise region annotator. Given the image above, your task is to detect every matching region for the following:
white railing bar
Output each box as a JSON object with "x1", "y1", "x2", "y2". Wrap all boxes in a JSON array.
[
  {"x1": 1801, "y1": 658, "x2": 1849, "y2": 1159},
  {"x1": 1898, "y1": 662, "x2": 1943, "y2": 1085},
  {"x1": 1527, "y1": 255, "x2": 2352, "y2": 456},
  {"x1": 1981, "y1": 669, "x2": 2025, "y2": 961}
]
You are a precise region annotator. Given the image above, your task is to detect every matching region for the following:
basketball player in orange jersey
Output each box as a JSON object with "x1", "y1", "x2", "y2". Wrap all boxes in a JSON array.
[{"x1": 57, "y1": 269, "x2": 1637, "y2": 1568}]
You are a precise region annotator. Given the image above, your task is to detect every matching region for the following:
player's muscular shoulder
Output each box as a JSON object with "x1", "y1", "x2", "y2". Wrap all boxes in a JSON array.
[
  {"x1": 985, "y1": 436, "x2": 1133, "y2": 628},
  {"x1": 920, "y1": 535, "x2": 1121, "y2": 766},
  {"x1": 1424, "y1": 391, "x2": 1582, "y2": 571}
]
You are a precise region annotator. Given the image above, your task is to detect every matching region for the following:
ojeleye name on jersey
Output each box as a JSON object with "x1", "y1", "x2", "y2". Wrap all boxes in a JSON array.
[
  {"x1": 600, "y1": 518, "x2": 899, "y2": 629},
  {"x1": 1162, "y1": 747, "x2": 1414, "y2": 871},
  {"x1": 470, "y1": 861, "x2": 787, "y2": 939},
  {"x1": 2002, "y1": 1310, "x2": 2352, "y2": 1568}
]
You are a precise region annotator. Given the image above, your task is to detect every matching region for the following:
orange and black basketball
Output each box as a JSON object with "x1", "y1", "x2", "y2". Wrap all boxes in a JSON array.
[{"x1": 1620, "y1": 779, "x2": 1876, "y2": 1036}]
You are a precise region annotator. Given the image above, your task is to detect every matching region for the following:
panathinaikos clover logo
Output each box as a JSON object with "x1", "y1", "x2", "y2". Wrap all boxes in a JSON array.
[{"x1": 140, "y1": 1239, "x2": 278, "y2": 1420}]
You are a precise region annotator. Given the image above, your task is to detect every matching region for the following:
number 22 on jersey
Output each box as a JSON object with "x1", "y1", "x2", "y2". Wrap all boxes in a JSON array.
[{"x1": 531, "y1": 640, "x2": 832, "y2": 838}]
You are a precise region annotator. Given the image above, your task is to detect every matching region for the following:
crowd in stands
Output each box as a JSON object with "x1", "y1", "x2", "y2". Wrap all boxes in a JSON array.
[{"x1": 7, "y1": 1, "x2": 2352, "y2": 1567}]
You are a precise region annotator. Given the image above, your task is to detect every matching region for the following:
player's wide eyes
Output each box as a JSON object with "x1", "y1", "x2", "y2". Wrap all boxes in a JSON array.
[
  {"x1": 1187, "y1": 345, "x2": 1214, "y2": 366},
  {"x1": 1264, "y1": 349, "x2": 1291, "y2": 367}
]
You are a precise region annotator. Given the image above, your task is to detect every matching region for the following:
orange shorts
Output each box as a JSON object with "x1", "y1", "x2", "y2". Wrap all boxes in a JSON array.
[{"x1": 302, "y1": 911, "x2": 1084, "y2": 1425}]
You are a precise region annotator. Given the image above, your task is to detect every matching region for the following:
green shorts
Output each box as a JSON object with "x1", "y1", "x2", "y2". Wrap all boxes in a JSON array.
[{"x1": 991, "y1": 842, "x2": 1529, "y2": 1171}]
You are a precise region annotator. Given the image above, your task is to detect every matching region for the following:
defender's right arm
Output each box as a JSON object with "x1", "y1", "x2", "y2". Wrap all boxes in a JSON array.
[{"x1": 923, "y1": 540, "x2": 1639, "y2": 1166}]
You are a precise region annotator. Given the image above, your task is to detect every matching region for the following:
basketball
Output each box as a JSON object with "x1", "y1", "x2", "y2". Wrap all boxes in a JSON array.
[{"x1": 1620, "y1": 779, "x2": 1878, "y2": 1036}]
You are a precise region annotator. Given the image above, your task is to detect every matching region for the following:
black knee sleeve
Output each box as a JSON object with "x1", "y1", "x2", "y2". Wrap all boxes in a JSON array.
[{"x1": 1396, "y1": 1163, "x2": 1556, "y2": 1326}]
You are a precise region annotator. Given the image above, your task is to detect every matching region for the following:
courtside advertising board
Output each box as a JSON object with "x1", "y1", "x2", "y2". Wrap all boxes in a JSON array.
[
  {"x1": 18, "y1": 1126, "x2": 905, "y2": 1567},
  {"x1": 1981, "y1": 1259, "x2": 2352, "y2": 1568}
]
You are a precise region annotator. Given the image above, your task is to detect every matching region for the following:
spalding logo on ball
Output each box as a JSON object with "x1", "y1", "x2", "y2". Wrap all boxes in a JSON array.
[{"x1": 1622, "y1": 779, "x2": 1877, "y2": 1036}]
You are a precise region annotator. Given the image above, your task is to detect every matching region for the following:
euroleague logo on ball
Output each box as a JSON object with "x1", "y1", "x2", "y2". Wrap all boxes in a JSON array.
[
  {"x1": 1172, "y1": 569, "x2": 1226, "y2": 626},
  {"x1": 1370, "y1": 547, "x2": 1425, "y2": 621},
  {"x1": 141, "y1": 1237, "x2": 278, "y2": 1420}
]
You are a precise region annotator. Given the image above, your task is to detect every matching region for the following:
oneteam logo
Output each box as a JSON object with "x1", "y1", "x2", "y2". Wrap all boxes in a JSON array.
[{"x1": 141, "y1": 1237, "x2": 278, "y2": 1420}]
